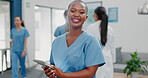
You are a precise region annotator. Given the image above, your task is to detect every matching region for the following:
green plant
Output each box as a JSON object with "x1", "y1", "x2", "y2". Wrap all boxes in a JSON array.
[{"x1": 123, "y1": 51, "x2": 148, "y2": 76}]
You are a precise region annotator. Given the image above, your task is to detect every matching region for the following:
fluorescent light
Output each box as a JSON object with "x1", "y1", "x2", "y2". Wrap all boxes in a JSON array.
[{"x1": 34, "y1": 6, "x2": 39, "y2": 9}]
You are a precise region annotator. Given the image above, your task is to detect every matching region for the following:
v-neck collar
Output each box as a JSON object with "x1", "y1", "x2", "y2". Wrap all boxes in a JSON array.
[
  {"x1": 64, "y1": 32, "x2": 85, "y2": 48},
  {"x1": 16, "y1": 27, "x2": 23, "y2": 32}
]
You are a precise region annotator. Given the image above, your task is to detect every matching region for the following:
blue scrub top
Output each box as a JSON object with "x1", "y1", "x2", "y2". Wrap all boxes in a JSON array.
[
  {"x1": 54, "y1": 24, "x2": 67, "y2": 37},
  {"x1": 10, "y1": 27, "x2": 29, "y2": 52},
  {"x1": 50, "y1": 32, "x2": 105, "y2": 78}
]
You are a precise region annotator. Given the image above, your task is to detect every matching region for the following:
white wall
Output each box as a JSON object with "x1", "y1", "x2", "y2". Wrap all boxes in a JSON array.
[
  {"x1": 102, "y1": 0, "x2": 148, "y2": 53},
  {"x1": 22, "y1": 0, "x2": 35, "y2": 67},
  {"x1": 82, "y1": 0, "x2": 148, "y2": 53}
]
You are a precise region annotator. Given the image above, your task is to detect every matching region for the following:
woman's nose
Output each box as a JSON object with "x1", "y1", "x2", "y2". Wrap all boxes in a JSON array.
[{"x1": 73, "y1": 12, "x2": 79, "y2": 17}]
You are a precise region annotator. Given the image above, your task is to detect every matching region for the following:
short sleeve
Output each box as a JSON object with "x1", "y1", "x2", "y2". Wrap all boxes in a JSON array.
[
  {"x1": 54, "y1": 27, "x2": 60, "y2": 37},
  {"x1": 85, "y1": 37, "x2": 105, "y2": 67},
  {"x1": 50, "y1": 51, "x2": 54, "y2": 64},
  {"x1": 24, "y1": 29, "x2": 29, "y2": 38},
  {"x1": 49, "y1": 40, "x2": 56, "y2": 64}
]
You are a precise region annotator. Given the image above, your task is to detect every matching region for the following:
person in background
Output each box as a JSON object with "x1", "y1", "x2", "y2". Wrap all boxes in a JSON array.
[
  {"x1": 54, "y1": 10, "x2": 70, "y2": 37},
  {"x1": 10, "y1": 16, "x2": 29, "y2": 78},
  {"x1": 86, "y1": 6, "x2": 115, "y2": 78},
  {"x1": 42, "y1": 0, "x2": 105, "y2": 78}
]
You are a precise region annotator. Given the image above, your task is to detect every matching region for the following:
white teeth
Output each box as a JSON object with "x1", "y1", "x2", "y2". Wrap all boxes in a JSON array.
[{"x1": 73, "y1": 19, "x2": 79, "y2": 22}]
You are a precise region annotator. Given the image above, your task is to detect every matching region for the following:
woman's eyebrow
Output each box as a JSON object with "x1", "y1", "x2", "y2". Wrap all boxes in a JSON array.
[{"x1": 80, "y1": 9, "x2": 85, "y2": 11}]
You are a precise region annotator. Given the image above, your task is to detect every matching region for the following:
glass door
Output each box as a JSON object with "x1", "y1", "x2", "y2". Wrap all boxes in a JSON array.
[
  {"x1": 34, "y1": 6, "x2": 65, "y2": 61},
  {"x1": 51, "y1": 9, "x2": 65, "y2": 40},
  {"x1": 34, "y1": 6, "x2": 52, "y2": 61}
]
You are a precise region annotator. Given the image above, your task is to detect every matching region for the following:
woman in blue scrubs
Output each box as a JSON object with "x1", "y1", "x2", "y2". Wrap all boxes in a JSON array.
[
  {"x1": 42, "y1": 1, "x2": 105, "y2": 78},
  {"x1": 10, "y1": 16, "x2": 29, "y2": 78}
]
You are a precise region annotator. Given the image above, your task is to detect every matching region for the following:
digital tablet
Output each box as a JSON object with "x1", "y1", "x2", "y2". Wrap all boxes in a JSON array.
[{"x1": 33, "y1": 59, "x2": 54, "y2": 70}]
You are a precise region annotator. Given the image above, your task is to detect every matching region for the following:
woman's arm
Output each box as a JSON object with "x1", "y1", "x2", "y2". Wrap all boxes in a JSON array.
[
  {"x1": 24, "y1": 38, "x2": 27, "y2": 51},
  {"x1": 10, "y1": 39, "x2": 13, "y2": 48},
  {"x1": 109, "y1": 27, "x2": 116, "y2": 63},
  {"x1": 21, "y1": 38, "x2": 27, "y2": 57},
  {"x1": 53, "y1": 65, "x2": 98, "y2": 78}
]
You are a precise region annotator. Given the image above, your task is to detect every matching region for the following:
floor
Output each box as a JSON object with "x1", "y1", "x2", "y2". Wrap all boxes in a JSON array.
[
  {"x1": 1, "y1": 65, "x2": 148, "y2": 78},
  {"x1": 114, "y1": 72, "x2": 148, "y2": 78},
  {"x1": 0, "y1": 65, "x2": 48, "y2": 78}
]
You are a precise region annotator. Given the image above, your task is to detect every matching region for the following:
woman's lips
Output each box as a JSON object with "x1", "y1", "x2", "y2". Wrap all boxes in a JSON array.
[{"x1": 72, "y1": 18, "x2": 80, "y2": 23}]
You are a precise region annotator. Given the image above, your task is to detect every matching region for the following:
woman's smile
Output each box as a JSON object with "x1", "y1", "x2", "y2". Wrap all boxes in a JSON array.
[{"x1": 71, "y1": 17, "x2": 81, "y2": 23}]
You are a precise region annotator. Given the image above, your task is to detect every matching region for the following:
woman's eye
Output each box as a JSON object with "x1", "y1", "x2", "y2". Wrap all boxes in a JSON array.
[
  {"x1": 70, "y1": 10, "x2": 75, "y2": 13},
  {"x1": 80, "y1": 12, "x2": 85, "y2": 14}
]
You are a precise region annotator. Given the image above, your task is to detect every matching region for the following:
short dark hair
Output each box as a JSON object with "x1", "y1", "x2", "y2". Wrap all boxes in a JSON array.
[
  {"x1": 64, "y1": 10, "x2": 68, "y2": 18},
  {"x1": 67, "y1": 0, "x2": 88, "y2": 14}
]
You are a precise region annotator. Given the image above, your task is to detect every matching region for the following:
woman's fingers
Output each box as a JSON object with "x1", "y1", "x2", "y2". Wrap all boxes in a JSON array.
[
  {"x1": 42, "y1": 66, "x2": 57, "y2": 78},
  {"x1": 45, "y1": 68, "x2": 51, "y2": 74},
  {"x1": 43, "y1": 67, "x2": 56, "y2": 77},
  {"x1": 41, "y1": 66, "x2": 45, "y2": 69},
  {"x1": 46, "y1": 70, "x2": 52, "y2": 76},
  {"x1": 42, "y1": 66, "x2": 49, "y2": 70},
  {"x1": 46, "y1": 70, "x2": 55, "y2": 78}
]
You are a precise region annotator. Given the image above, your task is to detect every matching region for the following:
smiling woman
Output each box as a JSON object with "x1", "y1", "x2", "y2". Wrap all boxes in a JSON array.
[
  {"x1": 42, "y1": 0, "x2": 105, "y2": 78},
  {"x1": 67, "y1": 1, "x2": 88, "y2": 29}
]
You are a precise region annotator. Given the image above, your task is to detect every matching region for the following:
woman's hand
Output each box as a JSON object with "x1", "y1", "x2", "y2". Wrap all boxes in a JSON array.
[
  {"x1": 21, "y1": 50, "x2": 26, "y2": 57},
  {"x1": 42, "y1": 66, "x2": 56, "y2": 78},
  {"x1": 52, "y1": 66, "x2": 64, "y2": 77}
]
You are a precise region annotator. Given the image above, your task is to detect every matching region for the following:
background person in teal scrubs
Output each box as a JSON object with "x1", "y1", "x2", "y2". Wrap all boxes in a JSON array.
[
  {"x1": 54, "y1": 10, "x2": 70, "y2": 37},
  {"x1": 42, "y1": 0, "x2": 105, "y2": 78},
  {"x1": 10, "y1": 16, "x2": 29, "y2": 78}
]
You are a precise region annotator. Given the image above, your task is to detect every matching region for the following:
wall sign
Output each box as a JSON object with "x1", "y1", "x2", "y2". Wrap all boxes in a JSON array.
[{"x1": 108, "y1": 7, "x2": 118, "y2": 22}]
